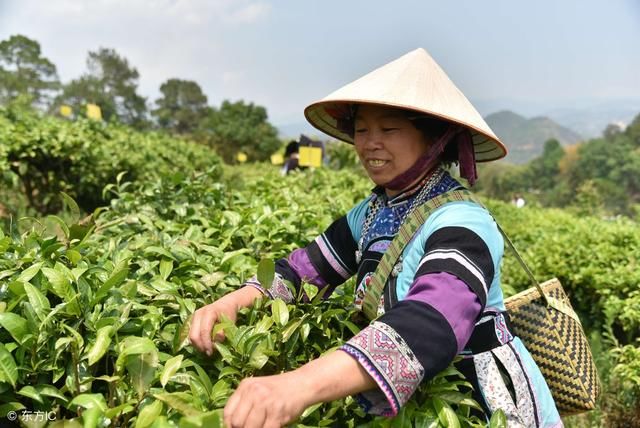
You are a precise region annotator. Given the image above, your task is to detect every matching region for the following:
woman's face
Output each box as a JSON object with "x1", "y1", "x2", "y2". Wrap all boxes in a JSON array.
[{"x1": 353, "y1": 105, "x2": 431, "y2": 192}]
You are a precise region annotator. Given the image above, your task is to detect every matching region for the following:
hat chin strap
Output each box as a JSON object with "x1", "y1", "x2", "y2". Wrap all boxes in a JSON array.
[
  {"x1": 382, "y1": 126, "x2": 455, "y2": 191},
  {"x1": 383, "y1": 126, "x2": 478, "y2": 191}
]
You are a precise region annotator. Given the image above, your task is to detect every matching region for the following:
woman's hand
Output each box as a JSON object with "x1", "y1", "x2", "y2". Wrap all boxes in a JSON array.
[
  {"x1": 223, "y1": 372, "x2": 311, "y2": 428},
  {"x1": 189, "y1": 286, "x2": 263, "y2": 356},
  {"x1": 223, "y1": 351, "x2": 377, "y2": 427}
]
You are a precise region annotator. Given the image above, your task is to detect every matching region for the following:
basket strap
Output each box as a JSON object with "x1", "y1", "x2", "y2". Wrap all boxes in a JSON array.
[
  {"x1": 496, "y1": 220, "x2": 583, "y2": 323},
  {"x1": 495, "y1": 223, "x2": 550, "y2": 306},
  {"x1": 362, "y1": 189, "x2": 472, "y2": 320}
]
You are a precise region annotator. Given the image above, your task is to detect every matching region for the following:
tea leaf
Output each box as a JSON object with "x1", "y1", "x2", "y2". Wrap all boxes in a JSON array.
[
  {"x1": 17, "y1": 385, "x2": 43, "y2": 404},
  {"x1": 433, "y1": 397, "x2": 460, "y2": 428},
  {"x1": 0, "y1": 313, "x2": 28, "y2": 344},
  {"x1": 86, "y1": 326, "x2": 114, "y2": 366},
  {"x1": 136, "y1": 399, "x2": 164, "y2": 428},
  {"x1": 159, "y1": 259, "x2": 173, "y2": 281},
  {"x1": 116, "y1": 336, "x2": 157, "y2": 371},
  {"x1": 153, "y1": 392, "x2": 200, "y2": 417},
  {"x1": 0, "y1": 344, "x2": 18, "y2": 387},
  {"x1": 23, "y1": 282, "x2": 50, "y2": 320},
  {"x1": 60, "y1": 191, "x2": 80, "y2": 223},
  {"x1": 69, "y1": 393, "x2": 107, "y2": 411},
  {"x1": 256, "y1": 258, "x2": 275, "y2": 290},
  {"x1": 81, "y1": 406, "x2": 104, "y2": 428},
  {"x1": 93, "y1": 267, "x2": 130, "y2": 304},
  {"x1": 160, "y1": 355, "x2": 184, "y2": 387},
  {"x1": 271, "y1": 299, "x2": 289, "y2": 327},
  {"x1": 17, "y1": 262, "x2": 43, "y2": 283},
  {"x1": 489, "y1": 409, "x2": 507, "y2": 428},
  {"x1": 126, "y1": 351, "x2": 159, "y2": 399}
]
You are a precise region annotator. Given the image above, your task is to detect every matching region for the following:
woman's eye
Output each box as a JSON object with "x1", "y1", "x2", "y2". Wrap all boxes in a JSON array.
[
  {"x1": 382, "y1": 127, "x2": 398, "y2": 132},
  {"x1": 355, "y1": 128, "x2": 367, "y2": 133}
]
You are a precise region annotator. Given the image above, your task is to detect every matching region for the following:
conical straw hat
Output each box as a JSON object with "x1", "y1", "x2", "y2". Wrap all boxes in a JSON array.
[{"x1": 304, "y1": 48, "x2": 507, "y2": 162}]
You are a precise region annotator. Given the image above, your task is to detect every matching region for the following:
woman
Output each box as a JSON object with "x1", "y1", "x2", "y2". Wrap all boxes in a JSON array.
[{"x1": 189, "y1": 48, "x2": 562, "y2": 428}]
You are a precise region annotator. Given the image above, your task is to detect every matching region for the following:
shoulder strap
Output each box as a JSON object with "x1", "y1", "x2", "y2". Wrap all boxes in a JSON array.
[
  {"x1": 361, "y1": 189, "x2": 554, "y2": 321},
  {"x1": 362, "y1": 189, "x2": 475, "y2": 320}
]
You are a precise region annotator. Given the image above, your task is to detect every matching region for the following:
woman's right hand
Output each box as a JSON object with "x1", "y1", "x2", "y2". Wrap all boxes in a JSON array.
[{"x1": 189, "y1": 286, "x2": 264, "y2": 356}]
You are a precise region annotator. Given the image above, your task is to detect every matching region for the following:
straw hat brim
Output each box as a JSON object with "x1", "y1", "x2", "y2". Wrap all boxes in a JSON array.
[{"x1": 303, "y1": 48, "x2": 508, "y2": 162}]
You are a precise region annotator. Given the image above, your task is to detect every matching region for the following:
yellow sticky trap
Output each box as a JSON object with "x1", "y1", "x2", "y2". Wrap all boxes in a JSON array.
[
  {"x1": 236, "y1": 152, "x2": 248, "y2": 163},
  {"x1": 270, "y1": 153, "x2": 284, "y2": 165},
  {"x1": 86, "y1": 104, "x2": 102, "y2": 120},
  {"x1": 299, "y1": 146, "x2": 322, "y2": 168},
  {"x1": 59, "y1": 105, "x2": 72, "y2": 117}
]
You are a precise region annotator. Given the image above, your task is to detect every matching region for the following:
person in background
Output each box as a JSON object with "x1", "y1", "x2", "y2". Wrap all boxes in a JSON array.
[
  {"x1": 281, "y1": 139, "x2": 301, "y2": 175},
  {"x1": 190, "y1": 48, "x2": 562, "y2": 428}
]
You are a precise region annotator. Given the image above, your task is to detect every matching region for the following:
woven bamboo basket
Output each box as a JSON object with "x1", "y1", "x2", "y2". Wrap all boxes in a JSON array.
[{"x1": 505, "y1": 278, "x2": 600, "y2": 415}]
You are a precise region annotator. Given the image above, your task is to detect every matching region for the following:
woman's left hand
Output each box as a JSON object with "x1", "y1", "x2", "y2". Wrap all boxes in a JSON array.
[{"x1": 223, "y1": 372, "x2": 310, "y2": 428}]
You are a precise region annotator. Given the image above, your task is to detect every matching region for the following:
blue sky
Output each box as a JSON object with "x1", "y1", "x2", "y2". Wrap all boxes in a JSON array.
[{"x1": 1, "y1": 0, "x2": 639, "y2": 126}]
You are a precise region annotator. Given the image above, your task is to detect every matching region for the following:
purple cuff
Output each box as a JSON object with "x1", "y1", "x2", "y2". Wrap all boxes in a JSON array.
[
  {"x1": 288, "y1": 248, "x2": 328, "y2": 288},
  {"x1": 405, "y1": 272, "x2": 481, "y2": 352},
  {"x1": 340, "y1": 321, "x2": 425, "y2": 417}
]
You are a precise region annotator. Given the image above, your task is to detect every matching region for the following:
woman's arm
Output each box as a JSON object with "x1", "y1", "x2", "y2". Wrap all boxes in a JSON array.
[{"x1": 223, "y1": 350, "x2": 376, "y2": 428}]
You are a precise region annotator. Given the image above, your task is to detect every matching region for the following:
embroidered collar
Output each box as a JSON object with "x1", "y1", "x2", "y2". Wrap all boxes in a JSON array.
[{"x1": 372, "y1": 169, "x2": 441, "y2": 207}]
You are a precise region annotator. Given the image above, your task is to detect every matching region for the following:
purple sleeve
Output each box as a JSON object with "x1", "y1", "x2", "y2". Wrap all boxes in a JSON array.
[
  {"x1": 242, "y1": 215, "x2": 358, "y2": 302},
  {"x1": 405, "y1": 272, "x2": 481, "y2": 352}
]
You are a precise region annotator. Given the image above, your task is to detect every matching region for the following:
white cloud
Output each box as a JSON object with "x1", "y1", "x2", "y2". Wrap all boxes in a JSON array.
[
  {"x1": 225, "y1": 2, "x2": 271, "y2": 24},
  {"x1": 17, "y1": 0, "x2": 271, "y2": 27},
  {"x1": 222, "y1": 70, "x2": 245, "y2": 85}
]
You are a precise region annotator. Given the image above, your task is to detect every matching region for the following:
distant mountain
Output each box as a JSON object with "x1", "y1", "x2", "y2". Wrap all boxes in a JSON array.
[
  {"x1": 544, "y1": 102, "x2": 640, "y2": 139},
  {"x1": 485, "y1": 110, "x2": 583, "y2": 164}
]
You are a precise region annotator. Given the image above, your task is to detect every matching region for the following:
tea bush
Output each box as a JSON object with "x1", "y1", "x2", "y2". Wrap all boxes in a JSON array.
[{"x1": 0, "y1": 105, "x2": 222, "y2": 215}]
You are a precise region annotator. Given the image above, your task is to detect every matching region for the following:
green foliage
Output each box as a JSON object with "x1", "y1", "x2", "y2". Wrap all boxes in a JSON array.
[
  {"x1": 0, "y1": 104, "x2": 222, "y2": 214},
  {"x1": 480, "y1": 112, "x2": 640, "y2": 217},
  {"x1": 54, "y1": 48, "x2": 148, "y2": 128},
  {"x1": 198, "y1": 100, "x2": 281, "y2": 163},
  {"x1": 152, "y1": 79, "x2": 211, "y2": 134},
  {"x1": 487, "y1": 199, "x2": 640, "y2": 338},
  {"x1": 0, "y1": 34, "x2": 60, "y2": 108}
]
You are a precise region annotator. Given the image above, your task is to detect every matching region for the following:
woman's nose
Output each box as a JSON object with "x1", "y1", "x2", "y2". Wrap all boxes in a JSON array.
[{"x1": 359, "y1": 130, "x2": 383, "y2": 150}]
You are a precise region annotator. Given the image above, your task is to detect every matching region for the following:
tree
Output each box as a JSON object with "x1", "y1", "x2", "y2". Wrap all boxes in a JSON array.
[
  {"x1": 152, "y1": 79, "x2": 210, "y2": 134},
  {"x1": 527, "y1": 138, "x2": 565, "y2": 192},
  {"x1": 0, "y1": 34, "x2": 60, "y2": 108},
  {"x1": 55, "y1": 48, "x2": 148, "y2": 127},
  {"x1": 199, "y1": 100, "x2": 281, "y2": 163}
]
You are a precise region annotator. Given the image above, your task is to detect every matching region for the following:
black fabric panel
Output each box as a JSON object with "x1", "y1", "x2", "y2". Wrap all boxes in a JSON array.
[
  {"x1": 306, "y1": 216, "x2": 358, "y2": 287},
  {"x1": 454, "y1": 357, "x2": 491, "y2": 419},
  {"x1": 306, "y1": 241, "x2": 347, "y2": 287},
  {"x1": 378, "y1": 300, "x2": 458, "y2": 379},
  {"x1": 416, "y1": 226, "x2": 494, "y2": 306},
  {"x1": 274, "y1": 258, "x2": 302, "y2": 291},
  {"x1": 322, "y1": 216, "x2": 358, "y2": 273}
]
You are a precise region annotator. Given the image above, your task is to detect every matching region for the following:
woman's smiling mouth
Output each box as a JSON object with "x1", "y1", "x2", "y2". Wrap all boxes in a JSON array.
[{"x1": 367, "y1": 159, "x2": 388, "y2": 168}]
